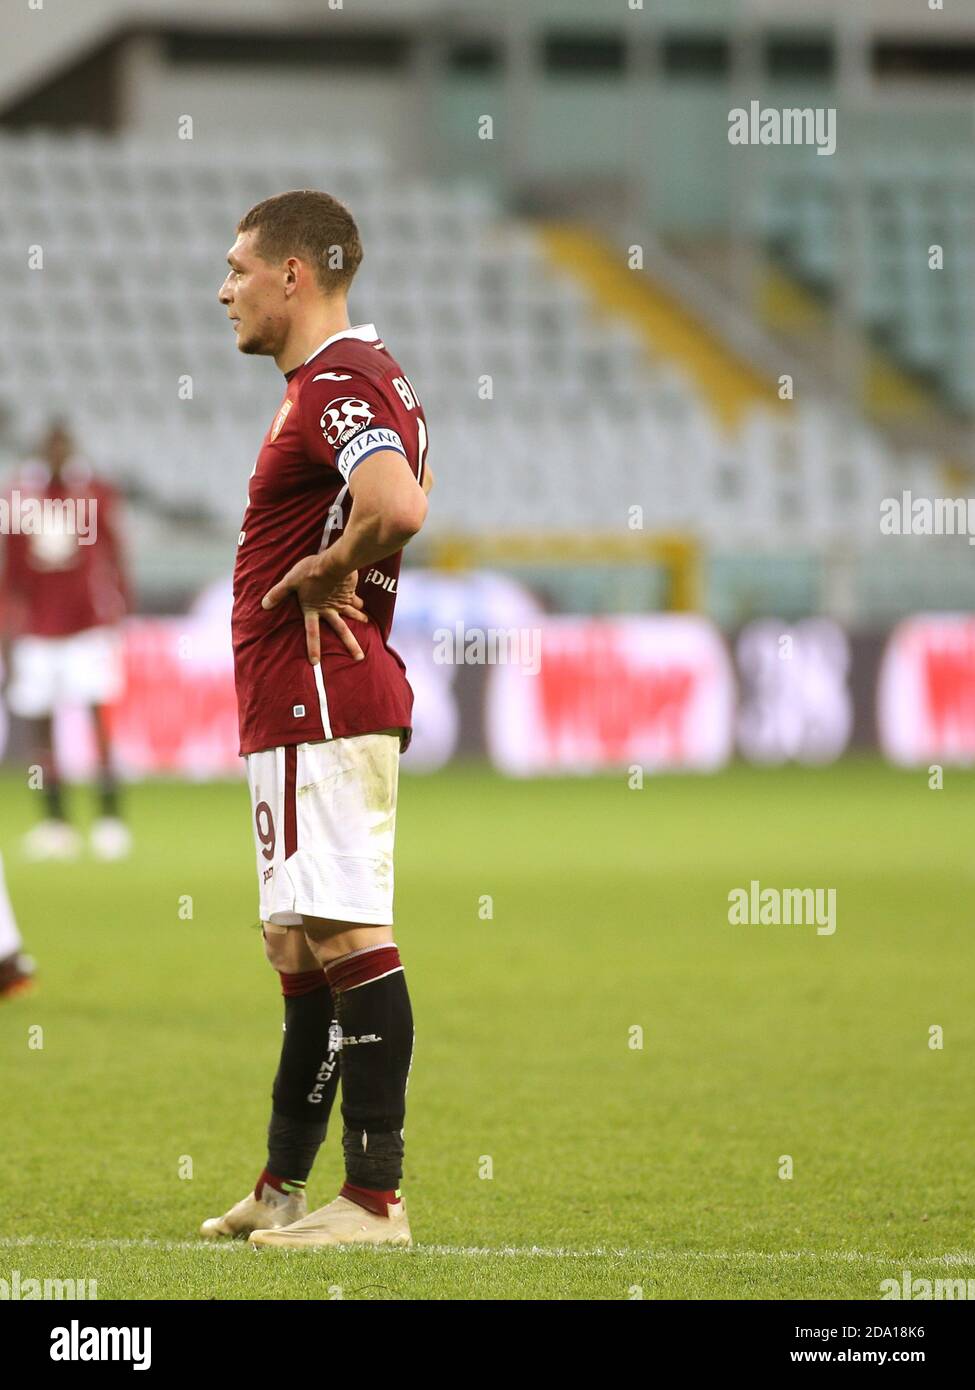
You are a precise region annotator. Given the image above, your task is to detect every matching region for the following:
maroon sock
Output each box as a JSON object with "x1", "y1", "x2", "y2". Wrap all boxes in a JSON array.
[
  {"x1": 279, "y1": 967, "x2": 327, "y2": 997},
  {"x1": 255, "y1": 1166, "x2": 306, "y2": 1200},
  {"x1": 340, "y1": 1181, "x2": 400, "y2": 1217}
]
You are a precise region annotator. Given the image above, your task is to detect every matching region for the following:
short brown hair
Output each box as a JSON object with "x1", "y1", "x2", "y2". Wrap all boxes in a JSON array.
[{"x1": 237, "y1": 189, "x2": 363, "y2": 293}]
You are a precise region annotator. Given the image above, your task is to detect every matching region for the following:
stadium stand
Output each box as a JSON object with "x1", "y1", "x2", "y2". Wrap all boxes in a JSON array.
[
  {"x1": 759, "y1": 150, "x2": 975, "y2": 415},
  {"x1": 0, "y1": 129, "x2": 956, "y2": 617}
]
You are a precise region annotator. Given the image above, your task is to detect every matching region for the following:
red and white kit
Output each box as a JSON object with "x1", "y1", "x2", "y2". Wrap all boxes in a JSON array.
[
  {"x1": 232, "y1": 323, "x2": 428, "y2": 925},
  {"x1": 1, "y1": 459, "x2": 128, "y2": 717}
]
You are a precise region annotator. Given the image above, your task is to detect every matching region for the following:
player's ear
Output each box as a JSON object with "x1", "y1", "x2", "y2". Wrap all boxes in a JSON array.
[{"x1": 283, "y1": 257, "x2": 301, "y2": 295}]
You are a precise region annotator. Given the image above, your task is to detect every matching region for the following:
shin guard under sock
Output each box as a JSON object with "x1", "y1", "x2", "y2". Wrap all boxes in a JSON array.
[
  {"x1": 266, "y1": 968, "x2": 340, "y2": 1185},
  {"x1": 324, "y1": 944, "x2": 414, "y2": 1191}
]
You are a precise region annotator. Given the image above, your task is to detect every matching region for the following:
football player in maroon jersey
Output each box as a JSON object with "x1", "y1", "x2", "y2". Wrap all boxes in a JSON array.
[
  {"x1": 0, "y1": 422, "x2": 131, "y2": 862},
  {"x1": 201, "y1": 191, "x2": 432, "y2": 1248}
]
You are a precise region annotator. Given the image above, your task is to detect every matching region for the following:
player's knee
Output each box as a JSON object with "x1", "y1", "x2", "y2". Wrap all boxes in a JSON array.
[
  {"x1": 262, "y1": 923, "x2": 299, "y2": 970},
  {"x1": 303, "y1": 921, "x2": 394, "y2": 965},
  {"x1": 262, "y1": 922, "x2": 324, "y2": 975}
]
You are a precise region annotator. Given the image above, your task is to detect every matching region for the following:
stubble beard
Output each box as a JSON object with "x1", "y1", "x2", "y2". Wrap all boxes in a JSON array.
[{"x1": 237, "y1": 312, "x2": 286, "y2": 358}]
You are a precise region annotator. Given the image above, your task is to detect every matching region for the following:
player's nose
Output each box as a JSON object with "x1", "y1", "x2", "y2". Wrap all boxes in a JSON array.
[{"x1": 217, "y1": 275, "x2": 233, "y2": 304}]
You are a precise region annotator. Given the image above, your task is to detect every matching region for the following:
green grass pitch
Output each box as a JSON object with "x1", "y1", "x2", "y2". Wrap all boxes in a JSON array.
[{"x1": 1, "y1": 761, "x2": 972, "y2": 1300}]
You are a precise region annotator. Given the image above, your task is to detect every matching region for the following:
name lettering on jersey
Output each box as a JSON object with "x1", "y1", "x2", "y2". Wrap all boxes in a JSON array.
[
  {"x1": 238, "y1": 530, "x2": 246, "y2": 546},
  {"x1": 319, "y1": 396, "x2": 374, "y2": 448},
  {"x1": 364, "y1": 568, "x2": 397, "y2": 594},
  {"x1": 335, "y1": 427, "x2": 407, "y2": 483},
  {"x1": 391, "y1": 375, "x2": 419, "y2": 411},
  {"x1": 269, "y1": 397, "x2": 294, "y2": 442}
]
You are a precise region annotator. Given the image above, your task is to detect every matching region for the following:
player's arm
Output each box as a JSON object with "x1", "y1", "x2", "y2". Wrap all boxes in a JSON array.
[
  {"x1": 262, "y1": 450, "x2": 427, "y2": 664},
  {"x1": 319, "y1": 449, "x2": 428, "y2": 575}
]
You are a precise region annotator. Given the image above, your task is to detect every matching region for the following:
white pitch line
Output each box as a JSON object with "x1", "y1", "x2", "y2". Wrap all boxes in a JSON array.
[{"x1": 1, "y1": 1237, "x2": 974, "y2": 1265}]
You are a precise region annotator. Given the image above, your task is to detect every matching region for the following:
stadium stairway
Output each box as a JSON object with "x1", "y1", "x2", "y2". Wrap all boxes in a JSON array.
[
  {"x1": 680, "y1": 237, "x2": 966, "y2": 475},
  {"x1": 757, "y1": 261, "x2": 957, "y2": 446},
  {"x1": 536, "y1": 224, "x2": 783, "y2": 432}
]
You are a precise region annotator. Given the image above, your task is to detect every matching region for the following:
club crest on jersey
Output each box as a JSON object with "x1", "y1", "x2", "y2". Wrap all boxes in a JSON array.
[
  {"x1": 320, "y1": 397, "x2": 374, "y2": 448},
  {"x1": 270, "y1": 398, "x2": 294, "y2": 441}
]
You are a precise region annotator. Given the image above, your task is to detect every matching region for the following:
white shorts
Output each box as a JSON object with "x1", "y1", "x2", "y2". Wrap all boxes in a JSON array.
[
  {"x1": 246, "y1": 732, "x2": 401, "y2": 927},
  {"x1": 6, "y1": 628, "x2": 124, "y2": 719}
]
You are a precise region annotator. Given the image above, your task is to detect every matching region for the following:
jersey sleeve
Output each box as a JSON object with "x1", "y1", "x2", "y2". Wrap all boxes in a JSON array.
[{"x1": 300, "y1": 371, "x2": 412, "y2": 484}]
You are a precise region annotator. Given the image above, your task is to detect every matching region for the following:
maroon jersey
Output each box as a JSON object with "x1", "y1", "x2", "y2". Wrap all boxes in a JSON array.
[
  {"x1": 232, "y1": 323, "x2": 428, "y2": 756},
  {"x1": 0, "y1": 459, "x2": 128, "y2": 638}
]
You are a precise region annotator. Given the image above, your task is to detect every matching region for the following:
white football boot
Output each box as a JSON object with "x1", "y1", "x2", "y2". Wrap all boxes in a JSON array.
[
  {"x1": 90, "y1": 818, "x2": 133, "y2": 861},
  {"x1": 249, "y1": 1193, "x2": 412, "y2": 1249},
  {"x1": 200, "y1": 1182, "x2": 307, "y2": 1240},
  {"x1": 22, "y1": 820, "x2": 82, "y2": 861}
]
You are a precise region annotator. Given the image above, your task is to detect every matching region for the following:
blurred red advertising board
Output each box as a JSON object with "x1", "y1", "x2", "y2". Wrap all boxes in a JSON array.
[
  {"x1": 485, "y1": 616, "x2": 734, "y2": 774},
  {"x1": 878, "y1": 614, "x2": 975, "y2": 766}
]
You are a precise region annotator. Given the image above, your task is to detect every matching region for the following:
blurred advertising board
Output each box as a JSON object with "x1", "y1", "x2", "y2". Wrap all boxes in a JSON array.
[
  {"x1": 878, "y1": 614, "x2": 975, "y2": 766},
  {"x1": 1, "y1": 574, "x2": 968, "y2": 776},
  {"x1": 734, "y1": 618, "x2": 854, "y2": 764},
  {"x1": 485, "y1": 616, "x2": 735, "y2": 774}
]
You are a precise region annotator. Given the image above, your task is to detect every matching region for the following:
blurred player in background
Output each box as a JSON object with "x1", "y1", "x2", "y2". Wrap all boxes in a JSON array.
[
  {"x1": 0, "y1": 422, "x2": 131, "y2": 861},
  {"x1": 0, "y1": 850, "x2": 34, "y2": 1000},
  {"x1": 202, "y1": 190, "x2": 431, "y2": 1249}
]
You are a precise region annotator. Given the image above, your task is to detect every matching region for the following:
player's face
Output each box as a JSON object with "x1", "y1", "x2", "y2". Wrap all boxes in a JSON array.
[
  {"x1": 218, "y1": 231, "x2": 289, "y2": 357},
  {"x1": 43, "y1": 427, "x2": 72, "y2": 473}
]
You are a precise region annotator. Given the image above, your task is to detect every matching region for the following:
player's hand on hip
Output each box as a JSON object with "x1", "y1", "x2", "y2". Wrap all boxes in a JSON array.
[{"x1": 261, "y1": 558, "x2": 367, "y2": 664}]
